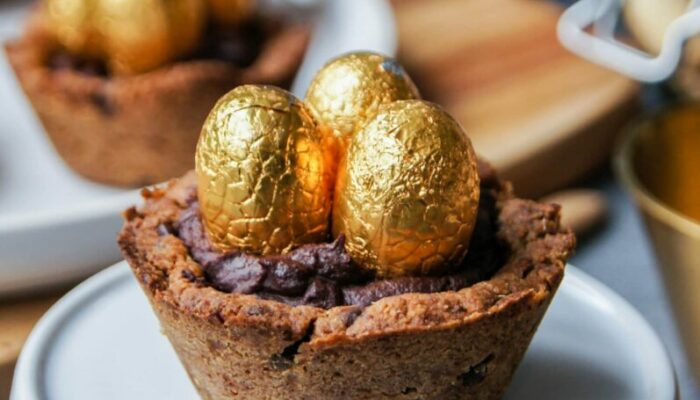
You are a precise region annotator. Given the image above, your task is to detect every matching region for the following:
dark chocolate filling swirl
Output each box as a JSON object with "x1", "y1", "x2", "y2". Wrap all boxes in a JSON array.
[{"x1": 176, "y1": 173, "x2": 507, "y2": 309}]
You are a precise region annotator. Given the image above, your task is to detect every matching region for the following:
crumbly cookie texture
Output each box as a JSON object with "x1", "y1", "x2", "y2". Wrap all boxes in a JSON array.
[{"x1": 119, "y1": 165, "x2": 574, "y2": 399}]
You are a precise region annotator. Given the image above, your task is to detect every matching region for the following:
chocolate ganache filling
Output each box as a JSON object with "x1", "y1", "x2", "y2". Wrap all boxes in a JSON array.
[{"x1": 176, "y1": 172, "x2": 507, "y2": 309}]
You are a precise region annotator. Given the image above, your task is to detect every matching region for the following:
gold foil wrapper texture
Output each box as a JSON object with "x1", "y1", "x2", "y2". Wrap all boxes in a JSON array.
[
  {"x1": 333, "y1": 100, "x2": 480, "y2": 278},
  {"x1": 45, "y1": 0, "x2": 205, "y2": 75},
  {"x1": 305, "y1": 52, "x2": 420, "y2": 149},
  {"x1": 196, "y1": 85, "x2": 333, "y2": 255}
]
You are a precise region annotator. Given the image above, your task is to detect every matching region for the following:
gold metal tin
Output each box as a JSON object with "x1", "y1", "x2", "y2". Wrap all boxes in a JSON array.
[{"x1": 615, "y1": 103, "x2": 700, "y2": 382}]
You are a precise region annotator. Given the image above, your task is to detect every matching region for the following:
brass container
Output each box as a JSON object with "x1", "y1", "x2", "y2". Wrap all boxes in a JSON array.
[{"x1": 615, "y1": 103, "x2": 700, "y2": 382}]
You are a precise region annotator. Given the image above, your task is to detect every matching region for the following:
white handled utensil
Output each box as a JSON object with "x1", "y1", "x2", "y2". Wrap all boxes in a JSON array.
[{"x1": 558, "y1": 0, "x2": 700, "y2": 82}]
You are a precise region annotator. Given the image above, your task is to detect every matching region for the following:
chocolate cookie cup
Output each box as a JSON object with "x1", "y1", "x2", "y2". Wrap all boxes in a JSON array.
[
  {"x1": 4, "y1": 11, "x2": 309, "y2": 187},
  {"x1": 118, "y1": 163, "x2": 574, "y2": 399}
]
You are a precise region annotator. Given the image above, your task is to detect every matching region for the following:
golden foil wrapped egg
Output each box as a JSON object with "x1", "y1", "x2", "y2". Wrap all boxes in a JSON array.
[
  {"x1": 305, "y1": 52, "x2": 420, "y2": 148},
  {"x1": 209, "y1": 0, "x2": 256, "y2": 26},
  {"x1": 333, "y1": 100, "x2": 480, "y2": 278},
  {"x1": 44, "y1": 0, "x2": 206, "y2": 75},
  {"x1": 196, "y1": 85, "x2": 333, "y2": 255}
]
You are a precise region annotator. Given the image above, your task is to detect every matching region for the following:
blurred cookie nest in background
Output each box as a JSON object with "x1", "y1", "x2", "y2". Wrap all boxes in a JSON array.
[{"x1": 4, "y1": 0, "x2": 311, "y2": 187}]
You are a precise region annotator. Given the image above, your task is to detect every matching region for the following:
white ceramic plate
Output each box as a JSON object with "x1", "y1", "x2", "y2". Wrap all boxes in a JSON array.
[
  {"x1": 0, "y1": 0, "x2": 396, "y2": 296},
  {"x1": 11, "y1": 262, "x2": 677, "y2": 400}
]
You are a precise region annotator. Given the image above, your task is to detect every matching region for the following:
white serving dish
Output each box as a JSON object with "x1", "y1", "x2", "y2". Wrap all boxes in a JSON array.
[{"x1": 11, "y1": 262, "x2": 677, "y2": 400}]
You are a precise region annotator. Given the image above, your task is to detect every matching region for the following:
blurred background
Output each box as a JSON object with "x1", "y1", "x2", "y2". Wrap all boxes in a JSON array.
[{"x1": 1, "y1": 0, "x2": 700, "y2": 398}]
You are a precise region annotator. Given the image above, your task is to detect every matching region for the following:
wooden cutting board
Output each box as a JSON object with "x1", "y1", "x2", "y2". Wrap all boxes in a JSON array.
[{"x1": 392, "y1": 0, "x2": 639, "y2": 197}]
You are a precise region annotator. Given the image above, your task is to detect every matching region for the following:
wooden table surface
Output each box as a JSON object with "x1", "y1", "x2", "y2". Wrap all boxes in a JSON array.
[
  {"x1": 392, "y1": 0, "x2": 639, "y2": 197},
  {"x1": 0, "y1": 293, "x2": 63, "y2": 398}
]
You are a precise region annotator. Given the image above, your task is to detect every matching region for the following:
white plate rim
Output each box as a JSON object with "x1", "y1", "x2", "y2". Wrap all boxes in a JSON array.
[
  {"x1": 11, "y1": 262, "x2": 678, "y2": 400},
  {"x1": 0, "y1": 190, "x2": 141, "y2": 233}
]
